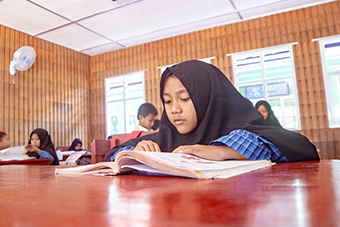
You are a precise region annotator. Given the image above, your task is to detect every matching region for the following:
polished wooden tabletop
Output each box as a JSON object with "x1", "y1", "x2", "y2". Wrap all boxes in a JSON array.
[
  {"x1": 0, "y1": 158, "x2": 52, "y2": 165},
  {"x1": 0, "y1": 160, "x2": 339, "y2": 227}
]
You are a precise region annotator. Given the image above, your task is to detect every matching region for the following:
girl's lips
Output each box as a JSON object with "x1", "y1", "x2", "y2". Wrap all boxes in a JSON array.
[{"x1": 174, "y1": 119, "x2": 185, "y2": 125}]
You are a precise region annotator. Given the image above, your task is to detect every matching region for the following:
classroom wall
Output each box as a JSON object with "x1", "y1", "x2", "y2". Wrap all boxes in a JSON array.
[
  {"x1": 90, "y1": 1, "x2": 340, "y2": 159},
  {"x1": 0, "y1": 25, "x2": 90, "y2": 149}
]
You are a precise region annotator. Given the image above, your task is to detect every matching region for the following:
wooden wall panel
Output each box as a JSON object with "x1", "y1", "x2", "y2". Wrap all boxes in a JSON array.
[
  {"x1": 0, "y1": 25, "x2": 90, "y2": 149},
  {"x1": 90, "y1": 1, "x2": 340, "y2": 159}
]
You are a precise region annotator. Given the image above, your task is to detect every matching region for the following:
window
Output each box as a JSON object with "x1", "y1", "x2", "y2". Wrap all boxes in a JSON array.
[
  {"x1": 231, "y1": 44, "x2": 301, "y2": 130},
  {"x1": 318, "y1": 36, "x2": 340, "y2": 128},
  {"x1": 105, "y1": 71, "x2": 145, "y2": 136}
]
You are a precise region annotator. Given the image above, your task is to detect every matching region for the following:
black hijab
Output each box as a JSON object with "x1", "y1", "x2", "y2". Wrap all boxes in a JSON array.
[
  {"x1": 68, "y1": 138, "x2": 83, "y2": 151},
  {"x1": 255, "y1": 100, "x2": 282, "y2": 127},
  {"x1": 104, "y1": 60, "x2": 319, "y2": 162},
  {"x1": 28, "y1": 128, "x2": 59, "y2": 165}
]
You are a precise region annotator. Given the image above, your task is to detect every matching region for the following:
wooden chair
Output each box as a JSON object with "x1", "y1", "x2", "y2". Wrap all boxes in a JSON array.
[
  {"x1": 56, "y1": 146, "x2": 69, "y2": 151},
  {"x1": 91, "y1": 131, "x2": 159, "y2": 164},
  {"x1": 90, "y1": 139, "x2": 111, "y2": 164},
  {"x1": 109, "y1": 133, "x2": 129, "y2": 149},
  {"x1": 109, "y1": 131, "x2": 157, "y2": 148}
]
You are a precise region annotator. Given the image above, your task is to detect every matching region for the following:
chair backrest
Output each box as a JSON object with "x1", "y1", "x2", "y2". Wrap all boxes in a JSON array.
[
  {"x1": 122, "y1": 131, "x2": 143, "y2": 143},
  {"x1": 112, "y1": 130, "x2": 158, "y2": 148},
  {"x1": 90, "y1": 139, "x2": 111, "y2": 163}
]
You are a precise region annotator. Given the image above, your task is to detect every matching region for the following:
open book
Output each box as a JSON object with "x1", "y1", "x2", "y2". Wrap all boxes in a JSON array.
[
  {"x1": 0, "y1": 146, "x2": 34, "y2": 161},
  {"x1": 55, "y1": 150, "x2": 274, "y2": 179},
  {"x1": 59, "y1": 151, "x2": 87, "y2": 166},
  {"x1": 65, "y1": 151, "x2": 87, "y2": 162}
]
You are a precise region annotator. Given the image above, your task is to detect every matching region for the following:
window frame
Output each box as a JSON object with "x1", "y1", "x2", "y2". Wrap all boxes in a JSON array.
[
  {"x1": 104, "y1": 71, "x2": 146, "y2": 137},
  {"x1": 231, "y1": 43, "x2": 301, "y2": 130},
  {"x1": 157, "y1": 57, "x2": 215, "y2": 74},
  {"x1": 317, "y1": 35, "x2": 340, "y2": 128}
]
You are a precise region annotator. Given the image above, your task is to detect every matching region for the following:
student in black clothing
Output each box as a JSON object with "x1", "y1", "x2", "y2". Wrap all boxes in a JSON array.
[
  {"x1": 25, "y1": 128, "x2": 59, "y2": 165},
  {"x1": 255, "y1": 100, "x2": 282, "y2": 127}
]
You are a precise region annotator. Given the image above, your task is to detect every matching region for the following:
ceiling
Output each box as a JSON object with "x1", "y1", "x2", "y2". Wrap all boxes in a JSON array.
[{"x1": 0, "y1": 0, "x2": 335, "y2": 56}]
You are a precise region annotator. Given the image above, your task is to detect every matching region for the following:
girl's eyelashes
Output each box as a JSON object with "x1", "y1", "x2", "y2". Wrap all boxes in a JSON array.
[
  {"x1": 181, "y1": 97, "x2": 190, "y2": 102},
  {"x1": 164, "y1": 97, "x2": 190, "y2": 104}
]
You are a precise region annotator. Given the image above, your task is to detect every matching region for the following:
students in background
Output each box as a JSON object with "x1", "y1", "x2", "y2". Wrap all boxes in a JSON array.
[
  {"x1": 135, "y1": 103, "x2": 158, "y2": 131},
  {"x1": 68, "y1": 138, "x2": 83, "y2": 151},
  {"x1": 255, "y1": 100, "x2": 282, "y2": 127},
  {"x1": 25, "y1": 128, "x2": 59, "y2": 165},
  {"x1": 0, "y1": 131, "x2": 11, "y2": 151},
  {"x1": 104, "y1": 60, "x2": 319, "y2": 163}
]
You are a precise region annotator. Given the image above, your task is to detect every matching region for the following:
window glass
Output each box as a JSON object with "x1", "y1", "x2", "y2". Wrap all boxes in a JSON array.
[{"x1": 105, "y1": 72, "x2": 145, "y2": 136}]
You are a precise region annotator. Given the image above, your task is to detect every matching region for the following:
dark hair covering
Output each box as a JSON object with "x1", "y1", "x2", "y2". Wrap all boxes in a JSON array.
[
  {"x1": 0, "y1": 131, "x2": 7, "y2": 141},
  {"x1": 28, "y1": 128, "x2": 59, "y2": 165},
  {"x1": 151, "y1": 119, "x2": 160, "y2": 130},
  {"x1": 137, "y1": 103, "x2": 158, "y2": 119},
  {"x1": 255, "y1": 100, "x2": 282, "y2": 127},
  {"x1": 104, "y1": 60, "x2": 319, "y2": 162},
  {"x1": 68, "y1": 138, "x2": 83, "y2": 151}
]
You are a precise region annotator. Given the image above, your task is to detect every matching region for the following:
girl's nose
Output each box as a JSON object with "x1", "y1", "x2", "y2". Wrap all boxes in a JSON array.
[{"x1": 171, "y1": 101, "x2": 182, "y2": 114}]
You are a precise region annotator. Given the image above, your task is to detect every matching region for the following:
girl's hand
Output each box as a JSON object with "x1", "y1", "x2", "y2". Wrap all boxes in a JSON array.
[
  {"x1": 133, "y1": 140, "x2": 161, "y2": 152},
  {"x1": 172, "y1": 145, "x2": 247, "y2": 161},
  {"x1": 25, "y1": 144, "x2": 41, "y2": 155}
]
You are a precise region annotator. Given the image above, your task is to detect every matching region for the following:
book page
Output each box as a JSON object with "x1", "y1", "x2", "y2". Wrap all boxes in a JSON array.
[
  {"x1": 65, "y1": 151, "x2": 87, "y2": 162},
  {"x1": 116, "y1": 151, "x2": 274, "y2": 179},
  {"x1": 126, "y1": 152, "x2": 270, "y2": 171},
  {"x1": 55, "y1": 162, "x2": 119, "y2": 175},
  {"x1": 0, "y1": 146, "x2": 33, "y2": 161}
]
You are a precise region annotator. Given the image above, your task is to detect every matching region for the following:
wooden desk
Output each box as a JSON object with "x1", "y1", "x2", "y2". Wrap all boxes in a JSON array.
[
  {"x1": 0, "y1": 160, "x2": 339, "y2": 226},
  {"x1": 0, "y1": 158, "x2": 52, "y2": 165}
]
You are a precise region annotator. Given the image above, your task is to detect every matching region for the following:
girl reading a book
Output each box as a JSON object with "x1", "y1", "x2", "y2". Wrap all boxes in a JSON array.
[
  {"x1": 68, "y1": 138, "x2": 83, "y2": 151},
  {"x1": 25, "y1": 128, "x2": 59, "y2": 165},
  {"x1": 104, "y1": 60, "x2": 319, "y2": 163}
]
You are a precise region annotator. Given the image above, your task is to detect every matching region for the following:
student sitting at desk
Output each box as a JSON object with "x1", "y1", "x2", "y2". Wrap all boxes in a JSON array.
[
  {"x1": 25, "y1": 128, "x2": 59, "y2": 165},
  {"x1": 0, "y1": 131, "x2": 11, "y2": 151},
  {"x1": 104, "y1": 60, "x2": 319, "y2": 163},
  {"x1": 68, "y1": 138, "x2": 83, "y2": 151},
  {"x1": 135, "y1": 103, "x2": 158, "y2": 132},
  {"x1": 121, "y1": 103, "x2": 159, "y2": 143}
]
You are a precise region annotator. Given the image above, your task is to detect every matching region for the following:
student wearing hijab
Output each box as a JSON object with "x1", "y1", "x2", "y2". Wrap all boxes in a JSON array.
[
  {"x1": 68, "y1": 138, "x2": 83, "y2": 151},
  {"x1": 255, "y1": 100, "x2": 282, "y2": 127},
  {"x1": 104, "y1": 60, "x2": 319, "y2": 163},
  {"x1": 25, "y1": 128, "x2": 59, "y2": 165}
]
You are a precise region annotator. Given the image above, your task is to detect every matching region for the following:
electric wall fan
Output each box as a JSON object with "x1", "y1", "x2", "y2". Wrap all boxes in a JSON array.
[{"x1": 9, "y1": 46, "x2": 36, "y2": 84}]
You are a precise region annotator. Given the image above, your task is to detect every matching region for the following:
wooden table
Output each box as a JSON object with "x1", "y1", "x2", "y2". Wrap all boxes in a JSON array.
[
  {"x1": 0, "y1": 160, "x2": 339, "y2": 226},
  {"x1": 0, "y1": 158, "x2": 52, "y2": 165}
]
